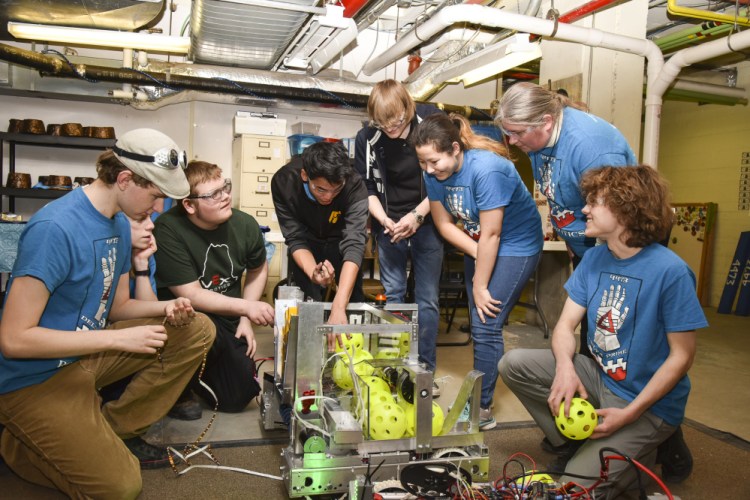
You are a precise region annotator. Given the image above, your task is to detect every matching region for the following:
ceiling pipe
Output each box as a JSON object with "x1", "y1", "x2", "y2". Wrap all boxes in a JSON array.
[
  {"x1": 558, "y1": 0, "x2": 628, "y2": 23},
  {"x1": 342, "y1": 0, "x2": 372, "y2": 18},
  {"x1": 667, "y1": 0, "x2": 750, "y2": 27},
  {"x1": 0, "y1": 42, "x2": 372, "y2": 107},
  {"x1": 646, "y1": 29, "x2": 750, "y2": 165},
  {"x1": 361, "y1": 5, "x2": 664, "y2": 91},
  {"x1": 0, "y1": 42, "x2": 497, "y2": 118},
  {"x1": 669, "y1": 80, "x2": 747, "y2": 104},
  {"x1": 363, "y1": 3, "x2": 750, "y2": 167},
  {"x1": 657, "y1": 24, "x2": 733, "y2": 53}
]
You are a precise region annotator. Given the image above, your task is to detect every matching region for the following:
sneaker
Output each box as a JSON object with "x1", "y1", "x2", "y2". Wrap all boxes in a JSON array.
[
  {"x1": 167, "y1": 393, "x2": 203, "y2": 421},
  {"x1": 122, "y1": 437, "x2": 170, "y2": 470},
  {"x1": 458, "y1": 402, "x2": 471, "y2": 422},
  {"x1": 479, "y1": 407, "x2": 496, "y2": 431},
  {"x1": 657, "y1": 426, "x2": 693, "y2": 483},
  {"x1": 432, "y1": 381, "x2": 441, "y2": 399}
]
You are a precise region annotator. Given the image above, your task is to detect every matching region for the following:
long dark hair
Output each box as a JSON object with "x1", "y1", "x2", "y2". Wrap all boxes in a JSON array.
[{"x1": 411, "y1": 113, "x2": 509, "y2": 158}]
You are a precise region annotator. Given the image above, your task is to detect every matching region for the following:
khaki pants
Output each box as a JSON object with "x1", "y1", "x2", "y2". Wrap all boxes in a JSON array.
[{"x1": 0, "y1": 313, "x2": 216, "y2": 499}]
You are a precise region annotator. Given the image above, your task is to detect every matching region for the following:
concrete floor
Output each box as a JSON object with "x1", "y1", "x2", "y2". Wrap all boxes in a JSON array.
[{"x1": 146, "y1": 305, "x2": 750, "y2": 446}]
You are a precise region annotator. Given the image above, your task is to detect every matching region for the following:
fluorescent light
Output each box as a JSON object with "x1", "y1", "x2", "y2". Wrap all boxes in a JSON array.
[
  {"x1": 7, "y1": 22, "x2": 190, "y2": 54},
  {"x1": 283, "y1": 5, "x2": 356, "y2": 72},
  {"x1": 436, "y1": 33, "x2": 542, "y2": 87}
]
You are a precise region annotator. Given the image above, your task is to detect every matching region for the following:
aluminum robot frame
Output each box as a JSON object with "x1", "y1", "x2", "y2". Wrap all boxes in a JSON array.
[{"x1": 261, "y1": 294, "x2": 490, "y2": 498}]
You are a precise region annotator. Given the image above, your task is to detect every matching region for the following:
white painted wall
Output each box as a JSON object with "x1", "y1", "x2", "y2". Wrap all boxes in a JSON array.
[{"x1": 0, "y1": 95, "x2": 366, "y2": 219}]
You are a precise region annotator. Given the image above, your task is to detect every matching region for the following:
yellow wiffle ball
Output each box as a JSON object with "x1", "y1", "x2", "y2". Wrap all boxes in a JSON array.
[
  {"x1": 402, "y1": 401, "x2": 444, "y2": 437},
  {"x1": 334, "y1": 333, "x2": 365, "y2": 355},
  {"x1": 332, "y1": 350, "x2": 374, "y2": 390},
  {"x1": 555, "y1": 398, "x2": 598, "y2": 440}
]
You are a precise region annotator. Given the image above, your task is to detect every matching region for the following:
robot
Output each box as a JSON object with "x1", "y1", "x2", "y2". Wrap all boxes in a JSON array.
[{"x1": 261, "y1": 287, "x2": 490, "y2": 498}]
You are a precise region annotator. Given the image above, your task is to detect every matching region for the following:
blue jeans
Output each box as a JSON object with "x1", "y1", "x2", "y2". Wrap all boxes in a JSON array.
[
  {"x1": 465, "y1": 252, "x2": 541, "y2": 408},
  {"x1": 377, "y1": 223, "x2": 443, "y2": 371}
]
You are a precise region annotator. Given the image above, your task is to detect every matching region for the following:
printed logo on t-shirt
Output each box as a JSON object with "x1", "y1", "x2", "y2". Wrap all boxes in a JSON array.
[
  {"x1": 199, "y1": 243, "x2": 238, "y2": 293},
  {"x1": 445, "y1": 185, "x2": 480, "y2": 240},
  {"x1": 538, "y1": 157, "x2": 576, "y2": 230},
  {"x1": 329, "y1": 210, "x2": 341, "y2": 224},
  {"x1": 77, "y1": 237, "x2": 120, "y2": 331},
  {"x1": 590, "y1": 273, "x2": 642, "y2": 382}
]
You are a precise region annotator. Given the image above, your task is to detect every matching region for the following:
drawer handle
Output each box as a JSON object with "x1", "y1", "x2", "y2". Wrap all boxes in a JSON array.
[{"x1": 255, "y1": 156, "x2": 272, "y2": 160}]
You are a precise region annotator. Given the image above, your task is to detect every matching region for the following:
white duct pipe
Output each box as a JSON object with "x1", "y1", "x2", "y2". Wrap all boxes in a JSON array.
[
  {"x1": 672, "y1": 79, "x2": 746, "y2": 100},
  {"x1": 363, "y1": 4, "x2": 665, "y2": 164},
  {"x1": 644, "y1": 29, "x2": 750, "y2": 166},
  {"x1": 362, "y1": 4, "x2": 664, "y2": 88}
]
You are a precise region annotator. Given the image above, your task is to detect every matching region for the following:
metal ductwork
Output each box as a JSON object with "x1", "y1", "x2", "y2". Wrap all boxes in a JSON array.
[
  {"x1": 191, "y1": 0, "x2": 319, "y2": 69},
  {"x1": 0, "y1": 0, "x2": 165, "y2": 39}
]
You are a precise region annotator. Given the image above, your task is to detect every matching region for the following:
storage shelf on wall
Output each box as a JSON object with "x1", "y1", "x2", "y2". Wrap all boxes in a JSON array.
[
  {"x1": 0, "y1": 132, "x2": 115, "y2": 212},
  {"x1": 0, "y1": 187, "x2": 70, "y2": 199}
]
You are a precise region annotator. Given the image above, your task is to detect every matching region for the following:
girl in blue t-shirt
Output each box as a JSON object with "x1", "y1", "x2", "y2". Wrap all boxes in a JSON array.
[{"x1": 412, "y1": 113, "x2": 543, "y2": 430}]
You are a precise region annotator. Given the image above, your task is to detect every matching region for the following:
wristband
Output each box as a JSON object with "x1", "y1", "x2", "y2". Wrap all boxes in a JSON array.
[{"x1": 133, "y1": 269, "x2": 150, "y2": 277}]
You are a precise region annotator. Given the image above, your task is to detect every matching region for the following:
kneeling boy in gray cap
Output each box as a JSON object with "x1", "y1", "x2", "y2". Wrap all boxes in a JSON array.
[{"x1": 0, "y1": 129, "x2": 217, "y2": 498}]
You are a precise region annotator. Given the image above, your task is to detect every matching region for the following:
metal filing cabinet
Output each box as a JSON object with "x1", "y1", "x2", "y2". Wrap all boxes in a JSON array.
[{"x1": 232, "y1": 134, "x2": 288, "y2": 304}]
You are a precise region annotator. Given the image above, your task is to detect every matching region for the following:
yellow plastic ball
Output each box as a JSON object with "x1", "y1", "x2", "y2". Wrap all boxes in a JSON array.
[
  {"x1": 515, "y1": 472, "x2": 554, "y2": 486},
  {"x1": 334, "y1": 333, "x2": 365, "y2": 355},
  {"x1": 368, "y1": 402, "x2": 406, "y2": 440},
  {"x1": 375, "y1": 348, "x2": 400, "y2": 360},
  {"x1": 402, "y1": 401, "x2": 444, "y2": 437},
  {"x1": 555, "y1": 398, "x2": 598, "y2": 440},
  {"x1": 332, "y1": 350, "x2": 374, "y2": 390},
  {"x1": 360, "y1": 375, "x2": 391, "y2": 394}
]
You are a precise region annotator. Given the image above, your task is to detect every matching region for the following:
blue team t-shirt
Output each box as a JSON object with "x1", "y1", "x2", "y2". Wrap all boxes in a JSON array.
[
  {"x1": 531, "y1": 107, "x2": 637, "y2": 257},
  {"x1": 0, "y1": 188, "x2": 131, "y2": 394},
  {"x1": 565, "y1": 243, "x2": 708, "y2": 425},
  {"x1": 424, "y1": 148, "x2": 542, "y2": 256}
]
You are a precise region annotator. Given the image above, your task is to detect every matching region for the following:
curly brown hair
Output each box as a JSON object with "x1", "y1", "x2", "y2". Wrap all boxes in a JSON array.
[{"x1": 580, "y1": 165, "x2": 674, "y2": 248}]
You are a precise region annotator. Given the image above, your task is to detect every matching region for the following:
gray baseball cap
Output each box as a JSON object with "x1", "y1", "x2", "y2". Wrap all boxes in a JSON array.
[{"x1": 112, "y1": 129, "x2": 190, "y2": 199}]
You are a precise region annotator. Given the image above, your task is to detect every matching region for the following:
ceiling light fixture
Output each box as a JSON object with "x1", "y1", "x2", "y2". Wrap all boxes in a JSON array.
[
  {"x1": 436, "y1": 33, "x2": 542, "y2": 87},
  {"x1": 7, "y1": 22, "x2": 190, "y2": 54}
]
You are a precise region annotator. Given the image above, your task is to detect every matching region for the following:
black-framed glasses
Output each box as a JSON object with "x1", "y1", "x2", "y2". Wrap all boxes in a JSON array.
[
  {"x1": 187, "y1": 179, "x2": 232, "y2": 202},
  {"x1": 113, "y1": 145, "x2": 187, "y2": 170},
  {"x1": 372, "y1": 113, "x2": 406, "y2": 133}
]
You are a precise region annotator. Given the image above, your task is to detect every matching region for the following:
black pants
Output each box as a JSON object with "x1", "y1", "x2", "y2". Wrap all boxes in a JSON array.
[
  {"x1": 289, "y1": 240, "x2": 366, "y2": 303},
  {"x1": 192, "y1": 315, "x2": 260, "y2": 413}
]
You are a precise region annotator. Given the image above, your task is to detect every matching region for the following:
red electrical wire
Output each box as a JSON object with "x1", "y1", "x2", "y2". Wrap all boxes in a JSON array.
[{"x1": 605, "y1": 455, "x2": 674, "y2": 499}]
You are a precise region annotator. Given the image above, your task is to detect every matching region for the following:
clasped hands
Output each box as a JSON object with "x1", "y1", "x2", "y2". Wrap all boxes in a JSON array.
[
  {"x1": 383, "y1": 212, "x2": 420, "y2": 243},
  {"x1": 311, "y1": 260, "x2": 336, "y2": 286}
]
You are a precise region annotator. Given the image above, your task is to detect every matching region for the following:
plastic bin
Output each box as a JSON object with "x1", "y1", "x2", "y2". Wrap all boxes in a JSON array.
[
  {"x1": 291, "y1": 122, "x2": 321, "y2": 135},
  {"x1": 288, "y1": 134, "x2": 324, "y2": 156}
]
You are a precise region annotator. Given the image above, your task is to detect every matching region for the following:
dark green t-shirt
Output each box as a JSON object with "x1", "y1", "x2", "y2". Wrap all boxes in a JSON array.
[{"x1": 153, "y1": 207, "x2": 266, "y2": 329}]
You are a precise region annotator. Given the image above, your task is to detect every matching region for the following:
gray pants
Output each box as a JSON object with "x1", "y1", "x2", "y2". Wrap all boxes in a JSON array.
[{"x1": 499, "y1": 349, "x2": 675, "y2": 498}]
